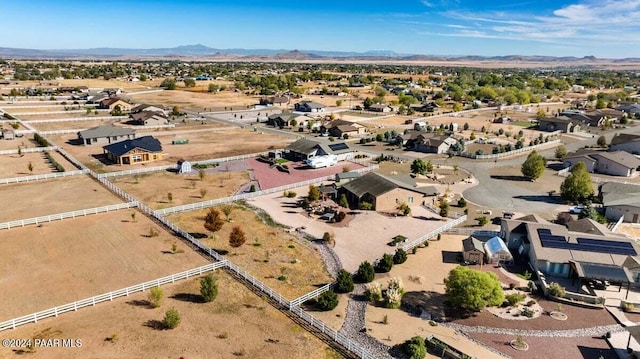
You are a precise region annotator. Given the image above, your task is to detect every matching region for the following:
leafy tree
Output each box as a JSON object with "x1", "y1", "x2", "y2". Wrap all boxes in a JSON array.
[
  {"x1": 356, "y1": 261, "x2": 375, "y2": 283},
  {"x1": 317, "y1": 290, "x2": 339, "y2": 311},
  {"x1": 410, "y1": 159, "x2": 427, "y2": 175},
  {"x1": 228, "y1": 225, "x2": 247, "y2": 248},
  {"x1": 28, "y1": 162, "x2": 33, "y2": 172},
  {"x1": 463, "y1": 122, "x2": 469, "y2": 131},
  {"x1": 184, "y1": 78, "x2": 196, "y2": 88},
  {"x1": 402, "y1": 336, "x2": 427, "y2": 359},
  {"x1": 336, "y1": 99, "x2": 343, "y2": 107},
  {"x1": 439, "y1": 201, "x2": 449, "y2": 217},
  {"x1": 578, "y1": 205, "x2": 607, "y2": 224},
  {"x1": 338, "y1": 193, "x2": 349, "y2": 208},
  {"x1": 556, "y1": 212, "x2": 574, "y2": 225},
  {"x1": 521, "y1": 150, "x2": 545, "y2": 181},
  {"x1": 475, "y1": 216, "x2": 488, "y2": 226},
  {"x1": 208, "y1": 83, "x2": 218, "y2": 92},
  {"x1": 554, "y1": 145, "x2": 568, "y2": 159},
  {"x1": 308, "y1": 184, "x2": 320, "y2": 201},
  {"x1": 536, "y1": 109, "x2": 546, "y2": 119},
  {"x1": 444, "y1": 266, "x2": 504, "y2": 311},
  {"x1": 172, "y1": 106, "x2": 181, "y2": 116},
  {"x1": 560, "y1": 162, "x2": 594, "y2": 204},
  {"x1": 396, "y1": 202, "x2": 411, "y2": 216},
  {"x1": 204, "y1": 208, "x2": 225, "y2": 235},
  {"x1": 393, "y1": 248, "x2": 408, "y2": 264},
  {"x1": 148, "y1": 286, "x2": 163, "y2": 308},
  {"x1": 597, "y1": 135, "x2": 607, "y2": 147},
  {"x1": 426, "y1": 160, "x2": 433, "y2": 173},
  {"x1": 161, "y1": 78, "x2": 176, "y2": 90},
  {"x1": 457, "y1": 197, "x2": 467, "y2": 207},
  {"x1": 200, "y1": 274, "x2": 218, "y2": 302},
  {"x1": 163, "y1": 308, "x2": 181, "y2": 329},
  {"x1": 335, "y1": 270, "x2": 354, "y2": 293},
  {"x1": 376, "y1": 253, "x2": 394, "y2": 273}
]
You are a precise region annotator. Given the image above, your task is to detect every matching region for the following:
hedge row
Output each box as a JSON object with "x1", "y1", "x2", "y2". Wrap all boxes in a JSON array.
[
  {"x1": 34, "y1": 133, "x2": 50, "y2": 147},
  {"x1": 44, "y1": 151, "x2": 65, "y2": 172}
]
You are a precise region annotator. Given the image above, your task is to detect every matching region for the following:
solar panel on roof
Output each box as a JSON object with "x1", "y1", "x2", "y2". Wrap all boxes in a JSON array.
[{"x1": 328, "y1": 143, "x2": 349, "y2": 151}]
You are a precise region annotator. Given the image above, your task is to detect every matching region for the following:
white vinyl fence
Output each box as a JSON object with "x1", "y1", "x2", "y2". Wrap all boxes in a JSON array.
[
  {"x1": 0, "y1": 202, "x2": 136, "y2": 230},
  {"x1": 290, "y1": 306, "x2": 376, "y2": 359},
  {"x1": 12, "y1": 109, "x2": 110, "y2": 116},
  {"x1": 0, "y1": 261, "x2": 227, "y2": 332},
  {"x1": 0, "y1": 169, "x2": 88, "y2": 185},
  {"x1": 402, "y1": 215, "x2": 467, "y2": 252},
  {"x1": 23, "y1": 115, "x2": 128, "y2": 123},
  {"x1": 611, "y1": 216, "x2": 625, "y2": 233},
  {"x1": 463, "y1": 139, "x2": 561, "y2": 160},
  {"x1": 0, "y1": 146, "x2": 59, "y2": 155}
]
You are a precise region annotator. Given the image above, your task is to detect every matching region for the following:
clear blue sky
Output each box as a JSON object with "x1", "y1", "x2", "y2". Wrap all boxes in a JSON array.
[{"x1": 4, "y1": 0, "x2": 640, "y2": 58}]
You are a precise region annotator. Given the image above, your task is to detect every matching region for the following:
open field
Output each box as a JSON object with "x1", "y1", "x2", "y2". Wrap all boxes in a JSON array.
[
  {"x1": 111, "y1": 170, "x2": 250, "y2": 209},
  {"x1": 15, "y1": 78, "x2": 164, "y2": 91},
  {"x1": 18, "y1": 112, "x2": 108, "y2": 121},
  {"x1": 0, "y1": 150, "x2": 76, "y2": 179},
  {"x1": 49, "y1": 127, "x2": 293, "y2": 172},
  {"x1": 0, "y1": 175, "x2": 123, "y2": 221},
  {"x1": 0, "y1": 210, "x2": 209, "y2": 321},
  {"x1": 0, "y1": 271, "x2": 341, "y2": 359},
  {"x1": 130, "y1": 89, "x2": 260, "y2": 111},
  {"x1": 0, "y1": 138, "x2": 37, "y2": 151},
  {"x1": 166, "y1": 204, "x2": 332, "y2": 299},
  {"x1": 7, "y1": 106, "x2": 91, "y2": 114}
]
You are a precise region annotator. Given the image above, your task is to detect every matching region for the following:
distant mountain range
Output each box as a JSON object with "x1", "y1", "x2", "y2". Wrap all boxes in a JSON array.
[{"x1": 0, "y1": 44, "x2": 639, "y2": 63}]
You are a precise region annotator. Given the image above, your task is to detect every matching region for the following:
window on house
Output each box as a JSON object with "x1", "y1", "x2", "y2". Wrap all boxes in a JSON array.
[
  {"x1": 407, "y1": 197, "x2": 414, "y2": 203},
  {"x1": 131, "y1": 154, "x2": 142, "y2": 162}
]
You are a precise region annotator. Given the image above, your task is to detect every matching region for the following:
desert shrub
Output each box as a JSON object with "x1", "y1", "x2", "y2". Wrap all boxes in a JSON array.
[
  {"x1": 385, "y1": 277, "x2": 405, "y2": 309},
  {"x1": 365, "y1": 281, "x2": 383, "y2": 302},
  {"x1": 393, "y1": 248, "x2": 408, "y2": 264},
  {"x1": 402, "y1": 336, "x2": 426, "y2": 359},
  {"x1": 505, "y1": 293, "x2": 526, "y2": 306},
  {"x1": 148, "y1": 286, "x2": 163, "y2": 308},
  {"x1": 624, "y1": 303, "x2": 636, "y2": 312},
  {"x1": 548, "y1": 282, "x2": 566, "y2": 298},
  {"x1": 556, "y1": 212, "x2": 574, "y2": 225},
  {"x1": 475, "y1": 216, "x2": 488, "y2": 226},
  {"x1": 457, "y1": 197, "x2": 467, "y2": 207},
  {"x1": 335, "y1": 211, "x2": 346, "y2": 222},
  {"x1": 163, "y1": 308, "x2": 181, "y2": 329},
  {"x1": 526, "y1": 299, "x2": 536, "y2": 306},
  {"x1": 356, "y1": 261, "x2": 375, "y2": 283},
  {"x1": 521, "y1": 308, "x2": 535, "y2": 318},
  {"x1": 316, "y1": 290, "x2": 339, "y2": 311},
  {"x1": 376, "y1": 253, "x2": 394, "y2": 273},
  {"x1": 335, "y1": 269, "x2": 354, "y2": 293},
  {"x1": 359, "y1": 201, "x2": 373, "y2": 210},
  {"x1": 286, "y1": 191, "x2": 296, "y2": 198}
]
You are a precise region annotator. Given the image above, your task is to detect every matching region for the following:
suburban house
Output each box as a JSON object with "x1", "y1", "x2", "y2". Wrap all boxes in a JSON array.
[
  {"x1": 131, "y1": 104, "x2": 168, "y2": 116},
  {"x1": 77, "y1": 125, "x2": 136, "y2": 146},
  {"x1": 610, "y1": 134, "x2": 640, "y2": 154},
  {"x1": 128, "y1": 111, "x2": 170, "y2": 126},
  {"x1": 600, "y1": 182, "x2": 640, "y2": 223},
  {"x1": 266, "y1": 111, "x2": 304, "y2": 128},
  {"x1": 397, "y1": 131, "x2": 457, "y2": 154},
  {"x1": 283, "y1": 138, "x2": 355, "y2": 162},
  {"x1": 617, "y1": 104, "x2": 640, "y2": 115},
  {"x1": 410, "y1": 102, "x2": 440, "y2": 113},
  {"x1": 294, "y1": 100, "x2": 326, "y2": 113},
  {"x1": 323, "y1": 120, "x2": 367, "y2": 138},
  {"x1": 368, "y1": 104, "x2": 393, "y2": 113},
  {"x1": 562, "y1": 111, "x2": 606, "y2": 128},
  {"x1": 338, "y1": 172, "x2": 439, "y2": 212},
  {"x1": 260, "y1": 96, "x2": 289, "y2": 106},
  {"x1": 563, "y1": 151, "x2": 640, "y2": 177},
  {"x1": 462, "y1": 236, "x2": 485, "y2": 264},
  {"x1": 500, "y1": 215, "x2": 639, "y2": 280},
  {"x1": 538, "y1": 116, "x2": 580, "y2": 133},
  {"x1": 102, "y1": 136, "x2": 163, "y2": 165},
  {"x1": 99, "y1": 97, "x2": 132, "y2": 113}
]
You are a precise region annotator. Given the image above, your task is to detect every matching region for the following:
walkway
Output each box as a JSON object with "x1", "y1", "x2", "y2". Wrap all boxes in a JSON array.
[{"x1": 443, "y1": 322, "x2": 625, "y2": 337}]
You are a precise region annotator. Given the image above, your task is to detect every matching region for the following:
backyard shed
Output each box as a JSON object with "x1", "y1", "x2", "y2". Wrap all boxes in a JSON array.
[
  {"x1": 484, "y1": 236, "x2": 513, "y2": 264},
  {"x1": 462, "y1": 236, "x2": 485, "y2": 264}
]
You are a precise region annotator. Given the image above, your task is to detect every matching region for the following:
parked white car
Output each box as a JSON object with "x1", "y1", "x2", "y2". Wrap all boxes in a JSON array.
[{"x1": 568, "y1": 205, "x2": 587, "y2": 214}]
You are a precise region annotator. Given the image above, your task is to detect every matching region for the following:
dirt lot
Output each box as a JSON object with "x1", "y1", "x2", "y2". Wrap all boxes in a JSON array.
[
  {"x1": 0, "y1": 175, "x2": 123, "y2": 221},
  {"x1": 110, "y1": 170, "x2": 250, "y2": 209},
  {"x1": 0, "y1": 271, "x2": 341, "y2": 359},
  {"x1": 28, "y1": 119, "x2": 118, "y2": 132},
  {"x1": 49, "y1": 127, "x2": 293, "y2": 172},
  {"x1": 617, "y1": 224, "x2": 640, "y2": 240},
  {"x1": 488, "y1": 164, "x2": 565, "y2": 196},
  {"x1": 130, "y1": 89, "x2": 260, "y2": 112},
  {"x1": 18, "y1": 112, "x2": 111, "y2": 121},
  {"x1": 166, "y1": 204, "x2": 332, "y2": 299},
  {"x1": 0, "y1": 210, "x2": 209, "y2": 321},
  {"x1": 0, "y1": 151, "x2": 76, "y2": 179}
]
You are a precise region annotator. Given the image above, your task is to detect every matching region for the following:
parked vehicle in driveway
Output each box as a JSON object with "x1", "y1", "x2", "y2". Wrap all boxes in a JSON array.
[{"x1": 569, "y1": 205, "x2": 587, "y2": 214}]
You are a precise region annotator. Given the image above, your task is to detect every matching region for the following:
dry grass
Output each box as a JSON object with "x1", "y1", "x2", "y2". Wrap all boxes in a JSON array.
[
  {"x1": 0, "y1": 175, "x2": 123, "y2": 221},
  {"x1": 29, "y1": 119, "x2": 119, "y2": 132},
  {"x1": 110, "y1": 170, "x2": 250, "y2": 209},
  {"x1": 0, "y1": 270, "x2": 342, "y2": 359},
  {"x1": 166, "y1": 205, "x2": 332, "y2": 299},
  {"x1": 0, "y1": 150, "x2": 76, "y2": 178},
  {"x1": 130, "y1": 89, "x2": 260, "y2": 111},
  {"x1": 0, "y1": 210, "x2": 209, "y2": 321}
]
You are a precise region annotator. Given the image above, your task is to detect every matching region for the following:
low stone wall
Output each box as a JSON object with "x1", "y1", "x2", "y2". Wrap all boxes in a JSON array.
[{"x1": 538, "y1": 271, "x2": 604, "y2": 309}]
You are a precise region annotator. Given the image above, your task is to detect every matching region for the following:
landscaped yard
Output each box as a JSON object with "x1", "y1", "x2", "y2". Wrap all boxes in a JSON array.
[
  {"x1": 166, "y1": 204, "x2": 332, "y2": 299},
  {"x1": 0, "y1": 271, "x2": 342, "y2": 359}
]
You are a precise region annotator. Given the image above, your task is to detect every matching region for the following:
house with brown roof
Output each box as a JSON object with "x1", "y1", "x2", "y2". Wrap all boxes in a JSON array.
[
  {"x1": 131, "y1": 103, "x2": 168, "y2": 116},
  {"x1": 99, "y1": 97, "x2": 132, "y2": 113},
  {"x1": 538, "y1": 116, "x2": 580, "y2": 133},
  {"x1": 368, "y1": 104, "x2": 393, "y2": 113},
  {"x1": 325, "y1": 120, "x2": 367, "y2": 138},
  {"x1": 260, "y1": 96, "x2": 289, "y2": 106},
  {"x1": 339, "y1": 172, "x2": 438, "y2": 212},
  {"x1": 400, "y1": 132, "x2": 457, "y2": 154},
  {"x1": 128, "y1": 111, "x2": 169, "y2": 126}
]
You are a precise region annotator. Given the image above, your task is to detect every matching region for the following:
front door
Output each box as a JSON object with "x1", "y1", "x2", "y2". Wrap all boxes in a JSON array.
[{"x1": 633, "y1": 213, "x2": 639, "y2": 223}]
